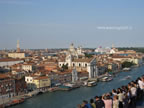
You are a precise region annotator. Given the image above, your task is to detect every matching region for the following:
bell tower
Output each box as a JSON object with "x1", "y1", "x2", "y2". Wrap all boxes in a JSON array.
[{"x1": 16, "y1": 40, "x2": 20, "y2": 53}]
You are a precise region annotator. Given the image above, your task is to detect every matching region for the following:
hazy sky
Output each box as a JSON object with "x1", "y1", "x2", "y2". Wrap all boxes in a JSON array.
[{"x1": 0, "y1": 0, "x2": 144, "y2": 49}]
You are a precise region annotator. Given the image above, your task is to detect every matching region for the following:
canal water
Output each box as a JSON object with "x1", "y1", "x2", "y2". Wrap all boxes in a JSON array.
[{"x1": 12, "y1": 66, "x2": 144, "y2": 108}]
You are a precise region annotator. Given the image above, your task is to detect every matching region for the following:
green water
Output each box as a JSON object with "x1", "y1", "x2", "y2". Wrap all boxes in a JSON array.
[{"x1": 12, "y1": 66, "x2": 144, "y2": 108}]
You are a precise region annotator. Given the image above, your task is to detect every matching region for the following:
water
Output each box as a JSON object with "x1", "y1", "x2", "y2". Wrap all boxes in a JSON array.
[{"x1": 12, "y1": 66, "x2": 144, "y2": 108}]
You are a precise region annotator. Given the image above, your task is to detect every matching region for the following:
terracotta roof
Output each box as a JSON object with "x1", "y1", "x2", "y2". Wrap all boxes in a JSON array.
[
  {"x1": 0, "y1": 74, "x2": 10, "y2": 79},
  {"x1": 22, "y1": 64, "x2": 33, "y2": 66},
  {"x1": 44, "y1": 59, "x2": 57, "y2": 63},
  {"x1": 34, "y1": 76, "x2": 49, "y2": 80},
  {"x1": 73, "y1": 58, "x2": 94, "y2": 63},
  {"x1": 8, "y1": 52, "x2": 25, "y2": 54},
  {"x1": 58, "y1": 58, "x2": 65, "y2": 62},
  {"x1": 0, "y1": 58, "x2": 23, "y2": 62},
  {"x1": 112, "y1": 56, "x2": 131, "y2": 58}
]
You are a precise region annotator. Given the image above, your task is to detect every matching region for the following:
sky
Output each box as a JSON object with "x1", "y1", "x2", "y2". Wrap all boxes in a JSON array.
[{"x1": 0, "y1": 0, "x2": 144, "y2": 49}]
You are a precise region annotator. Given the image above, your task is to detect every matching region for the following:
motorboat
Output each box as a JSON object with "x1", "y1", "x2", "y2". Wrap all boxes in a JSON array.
[
  {"x1": 123, "y1": 68, "x2": 131, "y2": 71},
  {"x1": 87, "y1": 81, "x2": 97, "y2": 87},
  {"x1": 100, "y1": 76, "x2": 113, "y2": 82}
]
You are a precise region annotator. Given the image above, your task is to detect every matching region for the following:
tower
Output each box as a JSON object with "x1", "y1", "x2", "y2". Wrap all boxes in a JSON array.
[
  {"x1": 72, "y1": 68, "x2": 78, "y2": 83},
  {"x1": 16, "y1": 40, "x2": 20, "y2": 53}
]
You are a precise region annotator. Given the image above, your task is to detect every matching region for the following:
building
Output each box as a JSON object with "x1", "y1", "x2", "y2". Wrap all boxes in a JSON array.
[
  {"x1": 11, "y1": 69, "x2": 26, "y2": 78},
  {"x1": 15, "y1": 77, "x2": 27, "y2": 95},
  {"x1": 8, "y1": 40, "x2": 27, "y2": 59},
  {"x1": 0, "y1": 59, "x2": 23, "y2": 67},
  {"x1": 33, "y1": 76, "x2": 51, "y2": 90},
  {"x1": 67, "y1": 43, "x2": 84, "y2": 57},
  {"x1": 0, "y1": 74, "x2": 15, "y2": 101},
  {"x1": 72, "y1": 69, "x2": 78, "y2": 83},
  {"x1": 25, "y1": 75, "x2": 38, "y2": 90},
  {"x1": 22, "y1": 64, "x2": 35, "y2": 72},
  {"x1": 8, "y1": 52, "x2": 26, "y2": 59},
  {"x1": 59, "y1": 54, "x2": 98, "y2": 78}
]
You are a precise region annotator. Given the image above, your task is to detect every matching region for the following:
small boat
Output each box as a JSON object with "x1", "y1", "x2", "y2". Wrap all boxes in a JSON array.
[
  {"x1": 123, "y1": 68, "x2": 131, "y2": 71},
  {"x1": 125, "y1": 76, "x2": 131, "y2": 79},
  {"x1": 7, "y1": 98, "x2": 25, "y2": 107},
  {"x1": 100, "y1": 76, "x2": 113, "y2": 82},
  {"x1": 87, "y1": 81, "x2": 97, "y2": 87}
]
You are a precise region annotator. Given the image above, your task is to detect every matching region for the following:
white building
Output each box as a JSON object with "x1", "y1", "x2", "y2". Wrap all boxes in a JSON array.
[
  {"x1": 8, "y1": 52, "x2": 26, "y2": 59},
  {"x1": 0, "y1": 59, "x2": 23, "y2": 67},
  {"x1": 68, "y1": 43, "x2": 84, "y2": 57},
  {"x1": 25, "y1": 75, "x2": 38, "y2": 90},
  {"x1": 59, "y1": 54, "x2": 98, "y2": 78},
  {"x1": 72, "y1": 69, "x2": 78, "y2": 83},
  {"x1": 22, "y1": 64, "x2": 34, "y2": 72}
]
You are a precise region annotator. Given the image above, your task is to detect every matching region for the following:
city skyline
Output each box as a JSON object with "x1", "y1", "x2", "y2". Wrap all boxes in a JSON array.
[{"x1": 0, "y1": 0, "x2": 144, "y2": 49}]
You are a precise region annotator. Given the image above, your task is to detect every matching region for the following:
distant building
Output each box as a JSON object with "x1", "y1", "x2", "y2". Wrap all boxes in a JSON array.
[
  {"x1": 22, "y1": 64, "x2": 35, "y2": 72},
  {"x1": 95, "y1": 45, "x2": 118, "y2": 54},
  {"x1": 0, "y1": 58, "x2": 23, "y2": 67},
  {"x1": 8, "y1": 40, "x2": 27, "y2": 59},
  {"x1": 8, "y1": 52, "x2": 26, "y2": 59},
  {"x1": 68, "y1": 43, "x2": 84, "y2": 57}
]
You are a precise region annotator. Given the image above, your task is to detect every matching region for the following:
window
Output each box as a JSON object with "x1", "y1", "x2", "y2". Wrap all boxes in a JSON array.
[
  {"x1": 85, "y1": 64, "x2": 87, "y2": 67},
  {"x1": 73, "y1": 63, "x2": 75, "y2": 67}
]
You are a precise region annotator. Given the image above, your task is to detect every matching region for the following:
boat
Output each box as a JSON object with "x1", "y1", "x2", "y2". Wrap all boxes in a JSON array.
[
  {"x1": 58, "y1": 85, "x2": 72, "y2": 91},
  {"x1": 123, "y1": 68, "x2": 131, "y2": 71},
  {"x1": 125, "y1": 75, "x2": 131, "y2": 79},
  {"x1": 100, "y1": 76, "x2": 113, "y2": 82},
  {"x1": 6, "y1": 98, "x2": 25, "y2": 107},
  {"x1": 87, "y1": 81, "x2": 97, "y2": 87}
]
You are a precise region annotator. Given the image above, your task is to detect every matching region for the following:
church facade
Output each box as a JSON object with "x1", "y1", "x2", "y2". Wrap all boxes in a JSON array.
[{"x1": 58, "y1": 43, "x2": 98, "y2": 78}]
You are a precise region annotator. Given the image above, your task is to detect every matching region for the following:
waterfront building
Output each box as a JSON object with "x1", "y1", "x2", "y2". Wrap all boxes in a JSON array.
[
  {"x1": 58, "y1": 43, "x2": 97, "y2": 78},
  {"x1": 25, "y1": 75, "x2": 38, "y2": 90},
  {"x1": 14, "y1": 77, "x2": 27, "y2": 95},
  {"x1": 33, "y1": 76, "x2": 51, "y2": 90},
  {"x1": 0, "y1": 74, "x2": 15, "y2": 100},
  {"x1": 72, "y1": 69, "x2": 78, "y2": 83},
  {"x1": 59, "y1": 55, "x2": 98, "y2": 78},
  {"x1": 111, "y1": 55, "x2": 143, "y2": 65}
]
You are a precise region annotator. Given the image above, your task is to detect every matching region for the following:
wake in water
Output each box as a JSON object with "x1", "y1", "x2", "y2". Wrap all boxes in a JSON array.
[{"x1": 119, "y1": 75, "x2": 132, "y2": 81}]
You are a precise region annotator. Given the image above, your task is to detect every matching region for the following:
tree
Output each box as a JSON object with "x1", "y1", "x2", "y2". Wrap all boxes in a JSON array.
[
  {"x1": 122, "y1": 61, "x2": 135, "y2": 68},
  {"x1": 84, "y1": 53, "x2": 93, "y2": 58},
  {"x1": 61, "y1": 64, "x2": 68, "y2": 70}
]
